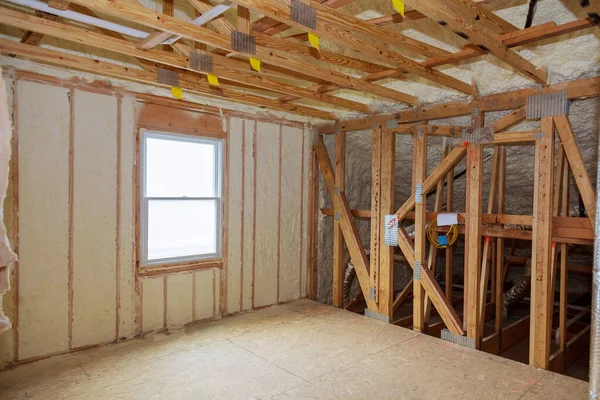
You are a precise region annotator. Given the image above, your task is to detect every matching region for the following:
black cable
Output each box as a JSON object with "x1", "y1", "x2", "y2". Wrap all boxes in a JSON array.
[{"x1": 525, "y1": 0, "x2": 538, "y2": 29}]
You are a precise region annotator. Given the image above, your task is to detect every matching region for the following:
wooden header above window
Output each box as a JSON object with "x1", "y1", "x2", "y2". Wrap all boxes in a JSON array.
[{"x1": 137, "y1": 102, "x2": 226, "y2": 139}]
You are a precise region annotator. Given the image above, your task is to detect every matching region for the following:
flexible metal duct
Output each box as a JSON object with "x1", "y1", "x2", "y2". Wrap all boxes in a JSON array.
[
  {"x1": 503, "y1": 259, "x2": 532, "y2": 315},
  {"x1": 343, "y1": 249, "x2": 369, "y2": 306}
]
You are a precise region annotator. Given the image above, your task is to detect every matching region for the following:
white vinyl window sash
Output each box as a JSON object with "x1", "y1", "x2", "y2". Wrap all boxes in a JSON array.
[{"x1": 141, "y1": 131, "x2": 223, "y2": 266}]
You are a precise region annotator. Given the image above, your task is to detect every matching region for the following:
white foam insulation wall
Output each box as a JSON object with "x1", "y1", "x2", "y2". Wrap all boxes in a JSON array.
[
  {"x1": 0, "y1": 72, "x2": 313, "y2": 368},
  {"x1": 316, "y1": 0, "x2": 599, "y2": 303}
]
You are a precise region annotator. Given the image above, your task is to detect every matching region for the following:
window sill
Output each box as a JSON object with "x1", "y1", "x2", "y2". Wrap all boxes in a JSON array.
[{"x1": 139, "y1": 258, "x2": 223, "y2": 277}]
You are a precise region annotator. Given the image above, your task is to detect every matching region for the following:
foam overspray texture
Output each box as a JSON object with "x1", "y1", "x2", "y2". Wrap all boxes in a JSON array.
[{"x1": 0, "y1": 67, "x2": 17, "y2": 333}]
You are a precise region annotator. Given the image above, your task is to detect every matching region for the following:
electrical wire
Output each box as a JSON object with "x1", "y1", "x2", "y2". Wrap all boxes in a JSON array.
[{"x1": 426, "y1": 219, "x2": 458, "y2": 249}]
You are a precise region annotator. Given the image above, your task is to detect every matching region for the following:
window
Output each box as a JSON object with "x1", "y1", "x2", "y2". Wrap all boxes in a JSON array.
[{"x1": 141, "y1": 131, "x2": 223, "y2": 266}]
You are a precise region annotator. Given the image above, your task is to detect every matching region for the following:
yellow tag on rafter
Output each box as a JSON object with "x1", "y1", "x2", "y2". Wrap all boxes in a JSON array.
[
  {"x1": 308, "y1": 32, "x2": 320, "y2": 50},
  {"x1": 249, "y1": 57, "x2": 261, "y2": 72},
  {"x1": 207, "y1": 74, "x2": 220, "y2": 86},
  {"x1": 171, "y1": 86, "x2": 183, "y2": 99},
  {"x1": 392, "y1": 0, "x2": 405, "y2": 16}
]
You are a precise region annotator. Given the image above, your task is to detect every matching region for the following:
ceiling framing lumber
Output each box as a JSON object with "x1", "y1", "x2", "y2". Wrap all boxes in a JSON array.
[
  {"x1": 424, "y1": 17, "x2": 598, "y2": 69},
  {"x1": 44, "y1": 0, "x2": 421, "y2": 105},
  {"x1": 0, "y1": 38, "x2": 337, "y2": 119},
  {"x1": 21, "y1": 11, "x2": 59, "y2": 46},
  {"x1": 235, "y1": 0, "x2": 449, "y2": 58},
  {"x1": 317, "y1": 76, "x2": 600, "y2": 133},
  {"x1": 231, "y1": 0, "x2": 476, "y2": 95},
  {"x1": 0, "y1": 8, "x2": 371, "y2": 112},
  {"x1": 188, "y1": 0, "x2": 234, "y2": 35},
  {"x1": 67, "y1": 2, "x2": 158, "y2": 72},
  {"x1": 137, "y1": 1, "x2": 235, "y2": 50},
  {"x1": 28, "y1": 0, "x2": 418, "y2": 105},
  {"x1": 402, "y1": 0, "x2": 546, "y2": 84}
]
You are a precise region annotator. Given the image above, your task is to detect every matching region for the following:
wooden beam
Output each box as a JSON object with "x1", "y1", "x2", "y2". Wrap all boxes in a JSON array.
[
  {"x1": 47, "y1": 0, "x2": 70, "y2": 10},
  {"x1": 424, "y1": 18, "x2": 597, "y2": 69},
  {"x1": 529, "y1": 117, "x2": 555, "y2": 369},
  {"x1": 445, "y1": 143, "x2": 455, "y2": 301},
  {"x1": 554, "y1": 115, "x2": 596, "y2": 229},
  {"x1": 378, "y1": 128, "x2": 395, "y2": 319},
  {"x1": 413, "y1": 131, "x2": 427, "y2": 332},
  {"x1": 188, "y1": 0, "x2": 234, "y2": 35},
  {"x1": 314, "y1": 139, "x2": 377, "y2": 310},
  {"x1": 385, "y1": 124, "x2": 467, "y2": 137},
  {"x1": 403, "y1": 0, "x2": 546, "y2": 84},
  {"x1": 307, "y1": 151, "x2": 319, "y2": 299},
  {"x1": 465, "y1": 142, "x2": 483, "y2": 344},
  {"x1": 0, "y1": 38, "x2": 335, "y2": 119},
  {"x1": 0, "y1": 9, "x2": 370, "y2": 113},
  {"x1": 230, "y1": 0, "x2": 476, "y2": 95},
  {"x1": 317, "y1": 76, "x2": 600, "y2": 133},
  {"x1": 424, "y1": 139, "x2": 448, "y2": 325},
  {"x1": 237, "y1": 5, "x2": 251, "y2": 32},
  {"x1": 370, "y1": 127, "x2": 382, "y2": 307},
  {"x1": 67, "y1": 0, "x2": 418, "y2": 105},
  {"x1": 21, "y1": 12, "x2": 59, "y2": 46},
  {"x1": 236, "y1": 0, "x2": 448, "y2": 58},
  {"x1": 333, "y1": 130, "x2": 346, "y2": 308}
]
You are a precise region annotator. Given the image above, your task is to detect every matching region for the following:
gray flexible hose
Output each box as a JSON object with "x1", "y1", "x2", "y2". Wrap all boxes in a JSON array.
[{"x1": 503, "y1": 259, "x2": 532, "y2": 315}]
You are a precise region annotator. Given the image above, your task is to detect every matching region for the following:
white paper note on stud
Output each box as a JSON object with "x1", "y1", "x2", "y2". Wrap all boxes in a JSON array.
[{"x1": 437, "y1": 212, "x2": 458, "y2": 227}]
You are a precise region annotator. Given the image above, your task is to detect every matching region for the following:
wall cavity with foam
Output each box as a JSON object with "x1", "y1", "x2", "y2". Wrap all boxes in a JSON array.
[{"x1": 0, "y1": 71, "x2": 313, "y2": 368}]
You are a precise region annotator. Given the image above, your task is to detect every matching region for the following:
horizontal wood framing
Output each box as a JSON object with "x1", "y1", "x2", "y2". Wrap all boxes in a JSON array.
[{"x1": 317, "y1": 76, "x2": 600, "y2": 133}]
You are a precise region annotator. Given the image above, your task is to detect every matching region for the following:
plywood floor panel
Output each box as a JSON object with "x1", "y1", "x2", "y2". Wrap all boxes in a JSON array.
[{"x1": 0, "y1": 301, "x2": 588, "y2": 400}]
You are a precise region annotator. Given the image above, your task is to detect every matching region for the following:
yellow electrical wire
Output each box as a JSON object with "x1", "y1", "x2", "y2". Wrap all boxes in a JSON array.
[{"x1": 426, "y1": 219, "x2": 458, "y2": 249}]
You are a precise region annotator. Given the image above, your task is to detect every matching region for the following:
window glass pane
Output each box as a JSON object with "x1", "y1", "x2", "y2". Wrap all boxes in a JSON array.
[
  {"x1": 147, "y1": 199, "x2": 217, "y2": 261},
  {"x1": 145, "y1": 136, "x2": 216, "y2": 197}
]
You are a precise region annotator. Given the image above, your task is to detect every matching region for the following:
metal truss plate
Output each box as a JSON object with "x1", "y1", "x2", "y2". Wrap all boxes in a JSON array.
[
  {"x1": 364, "y1": 308, "x2": 390, "y2": 323},
  {"x1": 461, "y1": 126, "x2": 494, "y2": 144},
  {"x1": 189, "y1": 52, "x2": 214, "y2": 73},
  {"x1": 386, "y1": 119, "x2": 399, "y2": 129},
  {"x1": 441, "y1": 329, "x2": 475, "y2": 349},
  {"x1": 526, "y1": 90, "x2": 568, "y2": 119},
  {"x1": 369, "y1": 287, "x2": 376, "y2": 300},
  {"x1": 415, "y1": 184, "x2": 423, "y2": 204},
  {"x1": 384, "y1": 214, "x2": 398, "y2": 246},
  {"x1": 231, "y1": 30, "x2": 256, "y2": 54},
  {"x1": 291, "y1": 0, "x2": 317, "y2": 30},
  {"x1": 157, "y1": 68, "x2": 179, "y2": 86},
  {"x1": 414, "y1": 261, "x2": 421, "y2": 280}
]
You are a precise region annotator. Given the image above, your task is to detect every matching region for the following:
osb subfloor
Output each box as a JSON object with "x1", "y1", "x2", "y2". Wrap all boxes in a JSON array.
[{"x1": 0, "y1": 300, "x2": 589, "y2": 400}]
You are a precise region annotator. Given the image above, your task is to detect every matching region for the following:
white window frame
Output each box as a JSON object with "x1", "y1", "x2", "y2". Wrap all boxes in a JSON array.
[{"x1": 140, "y1": 130, "x2": 223, "y2": 267}]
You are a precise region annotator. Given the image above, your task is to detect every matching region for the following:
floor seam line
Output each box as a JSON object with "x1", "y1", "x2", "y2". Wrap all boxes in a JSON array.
[{"x1": 227, "y1": 339, "x2": 310, "y2": 383}]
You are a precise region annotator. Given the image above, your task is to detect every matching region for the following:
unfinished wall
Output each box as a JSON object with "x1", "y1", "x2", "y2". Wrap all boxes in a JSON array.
[
  {"x1": 316, "y1": 98, "x2": 600, "y2": 304},
  {"x1": 0, "y1": 71, "x2": 312, "y2": 368}
]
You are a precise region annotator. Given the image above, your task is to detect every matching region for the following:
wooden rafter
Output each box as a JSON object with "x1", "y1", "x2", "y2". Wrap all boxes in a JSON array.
[
  {"x1": 402, "y1": 0, "x2": 546, "y2": 84},
  {"x1": 21, "y1": 11, "x2": 59, "y2": 46},
  {"x1": 0, "y1": 8, "x2": 372, "y2": 113},
  {"x1": 232, "y1": 0, "x2": 476, "y2": 95},
  {"x1": 62, "y1": 0, "x2": 420, "y2": 105},
  {"x1": 0, "y1": 38, "x2": 337, "y2": 119}
]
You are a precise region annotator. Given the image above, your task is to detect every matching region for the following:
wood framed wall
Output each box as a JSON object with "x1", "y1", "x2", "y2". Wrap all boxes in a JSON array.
[
  {"x1": 313, "y1": 76, "x2": 600, "y2": 372},
  {"x1": 0, "y1": 68, "x2": 313, "y2": 368}
]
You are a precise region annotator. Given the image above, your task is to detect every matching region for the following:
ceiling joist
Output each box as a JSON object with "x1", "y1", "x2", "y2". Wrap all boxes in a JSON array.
[
  {"x1": 231, "y1": 0, "x2": 476, "y2": 95},
  {"x1": 0, "y1": 38, "x2": 338, "y2": 119},
  {"x1": 403, "y1": 0, "x2": 547, "y2": 84},
  {"x1": 0, "y1": 8, "x2": 371, "y2": 113}
]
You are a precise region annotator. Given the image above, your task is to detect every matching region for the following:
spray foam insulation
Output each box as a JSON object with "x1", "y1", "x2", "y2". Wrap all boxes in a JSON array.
[
  {"x1": 17, "y1": 81, "x2": 70, "y2": 359},
  {"x1": 279, "y1": 126, "x2": 304, "y2": 302},
  {"x1": 166, "y1": 272, "x2": 193, "y2": 327},
  {"x1": 253, "y1": 122, "x2": 280, "y2": 308},
  {"x1": 71, "y1": 90, "x2": 118, "y2": 348},
  {"x1": 241, "y1": 120, "x2": 256, "y2": 312},
  {"x1": 226, "y1": 117, "x2": 244, "y2": 315}
]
